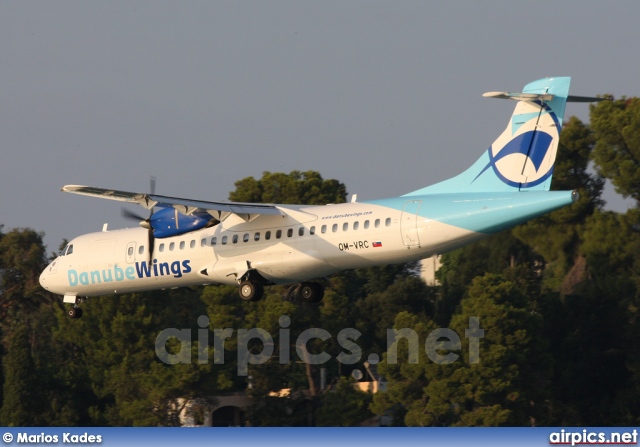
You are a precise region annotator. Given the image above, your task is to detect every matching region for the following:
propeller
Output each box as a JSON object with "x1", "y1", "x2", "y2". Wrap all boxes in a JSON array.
[
  {"x1": 121, "y1": 177, "x2": 157, "y2": 262},
  {"x1": 121, "y1": 208, "x2": 152, "y2": 229}
]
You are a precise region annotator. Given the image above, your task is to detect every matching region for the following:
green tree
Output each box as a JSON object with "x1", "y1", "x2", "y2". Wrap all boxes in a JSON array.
[
  {"x1": 0, "y1": 325, "x2": 40, "y2": 426},
  {"x1": 513, "y1": 116, "x2": 604, "y2": 291},
  {"x1": 590, "y1": 97, "x2": 640, "y2": 205},
  {"x1": 316, "y1": 378, "x2": 373, "y2": 426},
  {"x1": 442, "y1": 272, "x2": 552, "y2": 426},
  {"x1": 374, "y1": 273, "x2": 552, "y2": 426},
  {"x1": 0, "y1": 228, "x2": 51, "y2": 320},
  {"x1": 547, "y1": 209, "x2": 640, "y2": 425},
  {"x1": 370, "y1": 311, "x2": 437, "y2": 426},
  {"x1": 0, "y1": 228, "x2": 78, "y2": 425},
  {"x1": 545, "y1": 286, "x2": 630, "y2": 425},
  {"x1": 229, "y1": 170, "x2": 347, "y2": 205},
  {"x1": 435, "y1": 231, "x2": 540, "y2": 326},
  {"x1": 53, "y1": 289, "x2": 226, "y2": 426},
  {"x1": 354, "y1": 276, "x2": 435, "y2": 355}
]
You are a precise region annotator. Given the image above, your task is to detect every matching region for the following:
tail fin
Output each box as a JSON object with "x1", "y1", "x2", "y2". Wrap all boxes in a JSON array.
[{"x1": 404, "y1": 77, "x2": 571, "y2": 196}]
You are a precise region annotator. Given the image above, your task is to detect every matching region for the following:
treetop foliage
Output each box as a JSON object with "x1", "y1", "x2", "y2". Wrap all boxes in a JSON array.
[
  {"x1": 591, "y1": 97, "x2": 640, "y2": 205},
  {"x1": 229, "y1": 170, "x2": 347, "y2": 205}
]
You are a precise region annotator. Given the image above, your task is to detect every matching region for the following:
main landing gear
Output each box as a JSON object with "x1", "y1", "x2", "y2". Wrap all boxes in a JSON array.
[
  {"x1": 285, "y1": 282, "x2": 325, "y2": 304},
  {"x1": 238, "y1": 280, "x2": 265, "y2": 302},
  {"x1": 237, "y1": 279, "x2": 325, "y2": 304}
]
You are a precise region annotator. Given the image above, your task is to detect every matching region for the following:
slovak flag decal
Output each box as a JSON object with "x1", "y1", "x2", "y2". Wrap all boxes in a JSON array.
[{"x1": 372, "y1": 241, "x2": 383, "y2": 248}]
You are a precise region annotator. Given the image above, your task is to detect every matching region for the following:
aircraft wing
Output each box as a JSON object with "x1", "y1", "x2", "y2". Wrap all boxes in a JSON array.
[{"x1": 61, "y1": 185, "x2": 284, "y2": 221}]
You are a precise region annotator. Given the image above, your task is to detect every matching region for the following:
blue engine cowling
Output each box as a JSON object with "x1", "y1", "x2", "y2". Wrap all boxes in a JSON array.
[{"x1": 150, "y1": 208, "x2": 214, "y2": 238}]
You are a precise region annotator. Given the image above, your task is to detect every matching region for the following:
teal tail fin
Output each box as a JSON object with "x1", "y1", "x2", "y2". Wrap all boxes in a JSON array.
[{"x1": 405, "y1": 77, "x2": 571, "y2": 196}]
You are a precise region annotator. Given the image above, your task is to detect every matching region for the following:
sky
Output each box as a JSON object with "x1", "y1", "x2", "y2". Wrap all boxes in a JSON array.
[{"x1": 1, "y1": 1, "x2": 639, "y2": 253}]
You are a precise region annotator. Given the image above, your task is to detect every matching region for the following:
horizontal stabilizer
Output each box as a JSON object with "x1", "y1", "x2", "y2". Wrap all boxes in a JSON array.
[
  {"x1": 484, "y1": 91, "x2": 606, "y2": 103},
  {"x1": 483, "y1": 91, "x2": 555, "y2": 101},
  {"x1": 566, "y1": 95, "x2": 608, "y2": 103}
]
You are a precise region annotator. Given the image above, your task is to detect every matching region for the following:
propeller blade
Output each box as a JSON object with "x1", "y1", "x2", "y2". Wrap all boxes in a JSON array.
[
  {"x1": 148, "y1": 229, "x2": 155, "y2": 262},
  {"x1": 122, "y1": 208, "x2": 147, "y2": 222},
  {"x1": 149, "y1": 176, "x2": 157, "y2": 215},
  {"x1": 123, "y1": 177, "x2": 157, "y2": 262}
]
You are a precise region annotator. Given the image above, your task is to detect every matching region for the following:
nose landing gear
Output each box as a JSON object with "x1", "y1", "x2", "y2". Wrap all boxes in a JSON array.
[
  {"x1": 64, "y1": 295, "x2": 85, "y2": 319},
  {"x1": 67, "y1": 307, "x2": 84, "y2": 319}
]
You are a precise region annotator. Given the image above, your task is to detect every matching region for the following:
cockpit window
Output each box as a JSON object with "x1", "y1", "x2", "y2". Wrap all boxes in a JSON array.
[{"x1": 67, "y1": 244, "x2": 74, "y2": 255}]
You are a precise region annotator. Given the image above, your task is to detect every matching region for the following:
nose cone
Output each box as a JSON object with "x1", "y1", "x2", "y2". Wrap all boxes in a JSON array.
[
  {"x1": 39, "y1": 260, "x2": 61, "y2": 294},
  {"x1": 39, "y1": 267, "x2": 50, "y2": 291}
]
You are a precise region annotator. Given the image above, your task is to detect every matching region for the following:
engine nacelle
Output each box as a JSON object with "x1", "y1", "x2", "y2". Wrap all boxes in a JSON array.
[{"x1": 150, "y1": 208, "x2": 215, "y2": 238}]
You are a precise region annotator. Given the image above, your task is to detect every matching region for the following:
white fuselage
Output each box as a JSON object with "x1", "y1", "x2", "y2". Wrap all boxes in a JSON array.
[
  {"x1": 39, "y1": 189, "x2": 577, "y2": 299},
  {"x1": 39, "y1": 199, "x2": 474, "y2": 298}
]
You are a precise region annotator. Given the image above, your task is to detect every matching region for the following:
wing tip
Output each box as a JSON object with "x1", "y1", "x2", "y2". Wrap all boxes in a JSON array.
[{"x1": 61, "y1": 185, "x2": 86, "y2": 192}]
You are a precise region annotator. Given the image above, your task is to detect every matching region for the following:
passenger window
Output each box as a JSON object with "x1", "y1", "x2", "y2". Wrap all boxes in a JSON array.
[
  {"x1": 128, "y1": 247, "x2": 134, "y2": 256},
  {"x1": 139, "y1": 245, "x2": 145, "y2": 254},
  {"x1": 321, "y1": 225, "x2": 327, "y2": 234},
  {"x1": 298, "y1": 227, "x2": 305, "y2": 236},
  {"x1": 232, "y1": 235, "x2": 239, "y2": 244},
  {"x1": 276, "y1": 230, "x2": 282, "y2": 239},
  {"x1": 180, "y1": 241, "x2": 185, "y2": 250},
  {"x1": 332, "y1": 224, "x2": 338, "y2": 233},
  {"x1": 212, "y1": 237, "x2": 217, "y2": 245},
  {"x1": 385, "y1": 218, "x2": 392, "y2": 227},
  {"x1": 310, "y1": 226, "x2": 315, "y2": 235},
  {"x1": 287, "y1": 228, "x2": 293, "y2": 237},
  {"x1": 353, "y1": 221, "x2": 359, "y2": 230},
  {"x1": 364, "y1": 220, "x2": 370, "y2": 229},
  {"x1": 343, "y1": 222, "x2": 348, "y2": 231},
  {"x1": 221, "y1": 236, "x2": 227, "y2": 245},
  {"x1": 375, "y1": 219, "x2": 380, "y2": 228},
  {"x1": 265, "y1": 231, "x2": 271, "y2": 240},
  {"x1": 159, "y1": 243, "x2": 165, "y2": 252},
  {"x1": 243, "y1": 233, "x2": 249, "y2": 243},
  {"x1": 169, "y1": 242, "x2": 175, "y2": 251},
  {"x1": 254, "y1": 232, "x2": 260, "y2": 241},
  {"x1": 190, "y1": 240, "x2": 195, "y2": 249},
  {"x1": 201, "y1": 238, "x2": 207, "y2": 247}
]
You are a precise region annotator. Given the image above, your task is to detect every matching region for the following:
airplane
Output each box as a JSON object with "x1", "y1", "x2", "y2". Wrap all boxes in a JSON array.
[{"x1": 39, "y1": 77, "x2": 601, "y2": 318}]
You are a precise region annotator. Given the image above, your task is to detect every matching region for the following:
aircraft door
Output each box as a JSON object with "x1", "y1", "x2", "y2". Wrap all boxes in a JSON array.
[
  {"x1": 126, "y1": 242, "x2": 136, "y2": 264},
  {"x1": 401, "y1": 200, "x2": 422, "y2": 247}
]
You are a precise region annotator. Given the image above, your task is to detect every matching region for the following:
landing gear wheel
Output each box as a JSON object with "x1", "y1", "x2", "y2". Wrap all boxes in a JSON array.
[
  {"x1": 68, "y1": 307, "x2": 83, "y2": 319},
  {"x1": 297, "y1": 282, "x2": 324, "y2": 304},
  {"x1": 239, "y1": 281, "x2": 264, "y2": 302}
]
